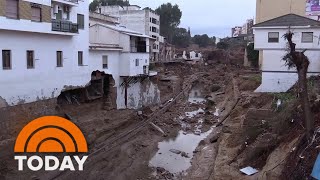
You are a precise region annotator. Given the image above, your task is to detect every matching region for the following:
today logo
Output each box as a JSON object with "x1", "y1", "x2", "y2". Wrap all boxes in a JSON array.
[{"x1": 14, "y1": 116, "x2": 88, "y2": 171}]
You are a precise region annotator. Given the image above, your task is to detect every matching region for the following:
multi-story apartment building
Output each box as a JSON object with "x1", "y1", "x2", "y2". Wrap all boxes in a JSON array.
[
  {"x1": 89, "y1": 14, "x2": 159, "y2": 109},
  {"x1": 98, "y1": 5, "x2": 161, "y2": 62},
  {"x1": 256, "y1": 0, "x2": 305, "y2": 23},
  {"x1": 0, "y1": 0, "x2": 89, "y2": 108}
]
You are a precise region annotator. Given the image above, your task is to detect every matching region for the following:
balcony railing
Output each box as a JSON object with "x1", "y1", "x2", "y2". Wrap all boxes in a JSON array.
[
  {"x1": 52, "y1": 20, "x2": 78, "y2": 33},
  {"x1": 131, "y1": 45, "x2": 149, "y2": 53}
]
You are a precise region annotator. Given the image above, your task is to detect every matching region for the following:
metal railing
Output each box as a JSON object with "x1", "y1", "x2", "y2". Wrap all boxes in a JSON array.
[
  {"x1": 130, "y1": 45, "x2": 150, "y2": 53},
  {"x1": 52, "y1": 20, "x2": 78, "y2": 33}
]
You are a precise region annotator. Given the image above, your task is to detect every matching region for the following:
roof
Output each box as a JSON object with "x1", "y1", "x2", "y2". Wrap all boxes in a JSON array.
[
  {"x1": 253, "y1": 14, "x2": 320, "y2": 27},
  {"x1": 90, "y1": 23, "x2": 150, "y2": 38}
]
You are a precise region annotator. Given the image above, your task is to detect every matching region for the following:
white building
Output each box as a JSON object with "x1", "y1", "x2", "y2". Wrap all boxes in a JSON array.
[
  {"x1": 0, "y1": 0, "x2": 89, "y2": 108},
  {"x1": 97, "y1": 5, "x2": 161, "y2": 62},
  {"x1": 253, "y1": 14, "x2": 320, "y2": 92},
  {"x1": 89, "y1": 20, "x2": 159, "y2": 109}
]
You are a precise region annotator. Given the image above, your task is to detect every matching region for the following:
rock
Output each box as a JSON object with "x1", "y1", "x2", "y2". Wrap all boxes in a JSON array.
[
  {"x1": 137, "y1": 111, "x2": 143, "y2": 115},
  {"x1": 169, "y1": 149, "x2": 181, "y2": 154},
  {"x1": 210, "y1": 84, "x2": 221, "y2": 92},
  {"x1": 210, "y1": 133, "x2": 220, "y2": 143},
  {"x1": 181, "y1": 151, "x2": 190, "y2": 158},
  {"x1": 194, "y1": 129, "x2": 201, "y2": 135}
]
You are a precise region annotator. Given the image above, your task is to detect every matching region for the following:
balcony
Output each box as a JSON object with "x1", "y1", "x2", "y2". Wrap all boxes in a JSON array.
[
  {"x1": 130, "y1": 45, "x2": 149, "y2": 53},
  {"x1": 52, "y1": 0, "x2": 78, "y2": 6},
  {"x1": 52, "y1": 20, "x2": 78, "y2": 33}
]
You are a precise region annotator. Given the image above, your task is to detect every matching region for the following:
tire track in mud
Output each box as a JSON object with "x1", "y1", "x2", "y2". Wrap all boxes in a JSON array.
[{"x1": 45, "y1": 72, "x2": 207, "y2": 180}]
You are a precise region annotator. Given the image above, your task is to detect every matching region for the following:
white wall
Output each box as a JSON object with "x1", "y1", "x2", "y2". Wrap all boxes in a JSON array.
[
  {"x1": 254, "y1": 27, "x2": 320, "y2": 50},
  {"x1": 89, "y1": 25, "x2": 120, "y2": 45},
  {"x1": 117, "y1": 77, "x2": 161, "y2": 109},
  {"x1": 119, "y1": 53, "x2": 149, "y2": 76}
]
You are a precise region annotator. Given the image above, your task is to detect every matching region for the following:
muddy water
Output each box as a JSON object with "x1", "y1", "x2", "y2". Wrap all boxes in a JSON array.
[
  {"x1": 149, "y1": 83, "x2": 216, "y2": 175},
  {"x1": 149, "y1": 129, "x2": 213, "y2": 174}
]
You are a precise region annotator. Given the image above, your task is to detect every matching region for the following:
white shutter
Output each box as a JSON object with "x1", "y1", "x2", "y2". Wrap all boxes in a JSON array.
[{"x1": 6, "y1": 0, "x2": 18, "y2": 19}]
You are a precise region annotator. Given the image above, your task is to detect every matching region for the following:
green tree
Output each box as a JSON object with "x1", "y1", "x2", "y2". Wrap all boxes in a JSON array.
[
  {"x1": 89, "y1": 0, "x2": 130, "y2": 12},
  {"x1": 217, "y1": 42, "x2": 229, "y2": 50},
  {"x1": 192, "y1": 34, "x2": 211, "y2": 47},
  {"x1": 155, "y1": 3, "x2": 182, "y2": 43},
  {"x1": 172, "y1": 28, "x2": 191, "y2": 48},
  {"x1": 246, "y1": 43, "x2": 259, "y2": 67},
  {"x1": 211, "y1": 36, "x2": 216, "y2": 45}
]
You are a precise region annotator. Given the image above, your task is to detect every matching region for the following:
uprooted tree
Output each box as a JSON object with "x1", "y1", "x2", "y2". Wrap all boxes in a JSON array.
[{"x1": 283, "y1": 31, "x2": 314, "y2": 140}]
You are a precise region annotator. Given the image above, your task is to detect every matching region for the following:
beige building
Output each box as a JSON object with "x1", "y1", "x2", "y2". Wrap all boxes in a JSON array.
[{"x1": 256, "y1": 0, "x2": 305, "y2": 23}]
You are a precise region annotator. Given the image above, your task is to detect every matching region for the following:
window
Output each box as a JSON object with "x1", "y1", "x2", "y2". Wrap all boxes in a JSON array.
[
  {"x1": 6, "y1": 0, "x2": 18, "y2": 19},
  {"x1": 78, "y1": 51, "x2": 83, "y2": 66},
  {"x1": 268, "y1": 32, "x2": 279, "y2": 43},
  {"x1": 56, "y1": 51, "x2": 63, "y2": 67},
  {"x1": 2, "y1": 50, "x2": 11, "y2": 70},
  {"x1": 135, "y1": 59, "x2": 139, "y2": 66},
  {"x1": 102, "y1": 55, "x2": 108, "y2": 69},
  {"x1": 302, "y1": 32, "x2": 313, "y2": 43},
  {"x1": 27, "y1": 50, "x2": 34, "y2": 69},
  {"x1": 77, "y1": 14, "x2": 84, "y2": 29},
  {"x1": 150, "y1": 27, "x2": 152, "y2": 31},
  {"x1": 31, "y1": 5, "x2": 41, "y2": 22}
]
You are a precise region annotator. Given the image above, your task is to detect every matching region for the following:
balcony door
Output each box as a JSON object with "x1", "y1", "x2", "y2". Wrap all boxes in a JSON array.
[{"x1": 56, "y1": 10, "x2": 62, "y2": 20}]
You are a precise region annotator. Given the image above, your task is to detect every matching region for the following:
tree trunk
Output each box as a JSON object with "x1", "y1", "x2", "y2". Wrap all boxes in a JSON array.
[{"x1": 298, "y1": 61, "x2": 314, "y2": 140}]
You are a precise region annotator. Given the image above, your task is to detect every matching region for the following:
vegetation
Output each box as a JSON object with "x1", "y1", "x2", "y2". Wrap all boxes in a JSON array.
[
  {"x1": 89, "y1": 0, "x2": 130, "y2": 12},
  {"x1": 216, "y1": 42, "x2": 229, "y2": 50},
  {"x1": 246, "y1": 43, "x2": 259, "y2": 68},
  {"x1": 155, "y1": 3, "x2": 182, "y2": 43},
  {"x1": 283, "y1": 31, "x2": 314, "y2": 140},
  {"x1": 192, "y1": 34, "x2": 216, "y2": 47},
  {"x1": 172, "y1": 28, "x2": 191, "y2": 48}
]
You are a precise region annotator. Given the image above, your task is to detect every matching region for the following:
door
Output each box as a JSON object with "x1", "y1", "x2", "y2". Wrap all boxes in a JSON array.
[{"x1": 56, "y1": 10, "x2": 62, "y2": 20}]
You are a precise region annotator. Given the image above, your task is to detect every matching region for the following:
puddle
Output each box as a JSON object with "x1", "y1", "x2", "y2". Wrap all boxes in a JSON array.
[
  {"x1": 149, "y1": 128, "x2": 214, "y2": 175},
  {"x1": 185, "y1": 108, "x2": 204, "y2": 118},
  {"x1": 188, "y1": 85, "x2": 206, "y2": 104}
]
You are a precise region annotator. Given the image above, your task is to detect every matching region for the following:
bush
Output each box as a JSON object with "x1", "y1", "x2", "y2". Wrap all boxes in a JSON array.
[{"x1": 246, "y1": 43, "x2": 259, "y2": 68}]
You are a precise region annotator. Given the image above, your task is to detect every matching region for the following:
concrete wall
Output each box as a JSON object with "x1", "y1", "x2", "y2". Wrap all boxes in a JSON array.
[
  {"x1": 0, "y1": 0, "x2": 89, "y2": 107},
  {"x1": 254, "y1": 27, "x2": 320, "y2": 50},
  {"x1": 256, "y1": 0, "x2": 305, "y2": 23},
  {"x1": 89, "y1": 25, "x2": 120, "y2": 45},
  {"x1": 117, "y1": 77, "x2": 160, "y2": 109},
  {"x1": 119, "y1": 52, "x2": 149, "y2": 76}
]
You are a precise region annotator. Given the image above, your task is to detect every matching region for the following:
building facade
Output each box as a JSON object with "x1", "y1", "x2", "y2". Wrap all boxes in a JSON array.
[
  {"x1": 253, "y1": 14, "x2": 320, "y2": 92},
  {"x1": 0, "y1": 0, "x2": 89, "y2": 108},
  {"x1": 98, "y1": 5, "x2": 161, "y2": 62},
  {"x1": 89, "y1": 16, "x2": 160, "y2": 109},
  {"x1": 256, "y1": 0, "x2": 305, "y2": 23}
]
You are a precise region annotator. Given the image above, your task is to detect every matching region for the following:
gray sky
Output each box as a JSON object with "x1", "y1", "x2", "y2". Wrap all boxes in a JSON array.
[{"x1": 129, "y1": 0, "x2": 256, "y2": 38}]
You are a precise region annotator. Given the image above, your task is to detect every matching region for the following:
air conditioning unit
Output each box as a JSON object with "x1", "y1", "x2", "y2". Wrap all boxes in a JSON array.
[
  {"x1": 53, "y1": 5, "x2": 59, "y2": 14},
  {"x1": 64, "y1": 5, "x2": 70, "y2": 12}
]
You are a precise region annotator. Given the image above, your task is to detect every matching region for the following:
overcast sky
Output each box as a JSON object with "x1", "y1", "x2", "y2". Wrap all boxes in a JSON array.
[
  {"x1": 129, "y1": 0, "x2": 256, "y2": 38},
  {"x1": 90, "y1": 0, "x2": 256, "y2": 37}
]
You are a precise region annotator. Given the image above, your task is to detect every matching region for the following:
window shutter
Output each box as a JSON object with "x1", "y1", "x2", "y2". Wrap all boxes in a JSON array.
[
  {"x1": 31, "y1": 7, "x2": 41, "y2": 22},
  {"x1": 6, "y1": 0, "x2": 18, "y2": 19}
]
